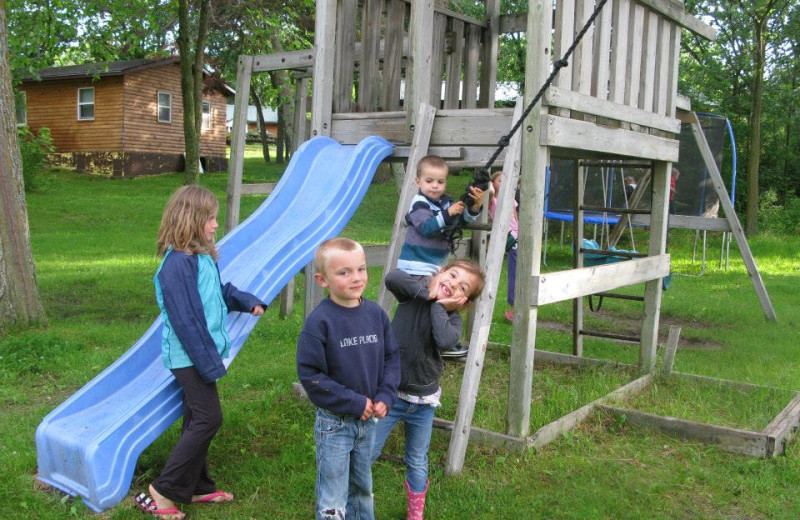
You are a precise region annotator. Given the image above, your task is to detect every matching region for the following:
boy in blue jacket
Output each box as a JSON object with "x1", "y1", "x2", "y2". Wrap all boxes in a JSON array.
[{"x1": 297, "y1": 237, "x2": 400, "y2": 520}]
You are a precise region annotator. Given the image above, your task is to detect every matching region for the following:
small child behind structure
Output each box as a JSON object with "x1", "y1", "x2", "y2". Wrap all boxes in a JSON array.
[
  {"x1": 397, "y1": 155, "x2": 485, "y2": 276},
  {"x1": 297, "y1": 237, "x2": 401, "y2": 520},
  {"x1": 372, "y1": 260, "x2": 486, "y2": 520}
]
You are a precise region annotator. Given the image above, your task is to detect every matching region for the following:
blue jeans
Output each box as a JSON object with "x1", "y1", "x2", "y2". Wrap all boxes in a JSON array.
[
  {"x1": 314, "y1": 408, "x2": 375, "y2": 520},
  {"x1": 371, "y1": 398, "x2": 436, "y2": 493}
]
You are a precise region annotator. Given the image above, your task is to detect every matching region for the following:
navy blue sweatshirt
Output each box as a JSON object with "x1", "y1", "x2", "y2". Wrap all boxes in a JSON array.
[{"x1": 297, "y1": 297, "x2": 401, "y2": 417}]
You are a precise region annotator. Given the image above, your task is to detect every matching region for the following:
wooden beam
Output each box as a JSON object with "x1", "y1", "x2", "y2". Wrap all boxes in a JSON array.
[
  {"x1": 628, "y1": 213, "x2": 733, "y2": 232},
  {"x1": 640, "y1": 160, "x2": 670, "y2": 373},
  {"x1": 251, "y1": 49, "x2": 315, "y2": 72},
  {"x1": 408, "y1": 0, "x2": 434, "y2": 137},
  {"x1": 659, "y1": 325, "x2": 681, "y2": 376},
  {"x1": 530, "y1": 254, "x2": 670, "y2": 306},
  {"x1": 530, "y1": 375, "x2": 653, "y2": 450},
  {"x1": 544, "y1": 87, "x2": 681, "y2": 133},
  {"x1": 499, "y1": 12, "x2": 527, "y2": 34},
  {"x1": 764, "y1": 393, "x2": 800, "y2": 457},
  {"x1": 540, "y1": 115, "x2": 680, "y2": 162},
  {"x1": 224, "y1": 55, "x2": 253, "y2": 233},
  {"x1": 507, "y1": 0, "x2": 552, "y2": 442},
  {"x1": 635, "y1": 0, "x2": 716, "y2": 41},
  {"x1": 376, "y1": 104, "x2": 436, "y2": 313},
  {"x1": 690, "y1": 121, "x2": 776, "y2": 321},
  {"x1": 434, "y1": 418, "x2": 530, "y2": 452},
  {"x1": 446, "y1": 99, "x2": 524, "y2": 475},
  {"x1": 240, "y1": 183, "x2": 276, "y2": 196},
  {"x1": 598, "y1": 404, "x2": 770, "y2": 457},
  {"x1": 311, "y1": 0, "x2": 337, "y2": 138}
]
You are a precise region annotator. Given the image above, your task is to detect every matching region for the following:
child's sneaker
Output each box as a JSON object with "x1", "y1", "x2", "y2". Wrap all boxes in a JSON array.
[{"x1": 441, "y1": 344, "x2": 469, "y2": 359}]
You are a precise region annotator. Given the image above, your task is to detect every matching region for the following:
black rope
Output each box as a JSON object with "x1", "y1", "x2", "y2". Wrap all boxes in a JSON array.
[{"x1": 443, "y1": 0, "x2": 610, "y2": 251}]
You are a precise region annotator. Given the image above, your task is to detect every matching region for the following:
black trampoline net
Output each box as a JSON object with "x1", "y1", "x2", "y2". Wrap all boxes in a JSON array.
[{"x1": 546, "y1": 114, "x2": 730, "y2": 219}]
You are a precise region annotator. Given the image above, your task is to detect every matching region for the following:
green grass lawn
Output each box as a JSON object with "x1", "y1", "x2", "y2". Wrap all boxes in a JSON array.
[{"x1": 3, "y1": 144, "x2": 800, "y2": 519}]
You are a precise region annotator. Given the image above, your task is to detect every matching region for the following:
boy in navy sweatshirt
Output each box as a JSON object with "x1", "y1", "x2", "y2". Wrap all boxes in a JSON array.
[{"x1": 297, "y1": 237, "x2": 400, "y2": 520}]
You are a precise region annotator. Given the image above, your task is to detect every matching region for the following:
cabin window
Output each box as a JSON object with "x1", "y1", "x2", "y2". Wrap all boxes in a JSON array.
[
  {"x1": 15, "y1": 91, "x2": 26, "y2": 126},
  {"x1": 77, "y1": 87, "x2": 94, "y2": 120},
  {"x1": 158, "y1": 92, "x2": 172, "y2": 123},
  {"x1": 201, "y1": 101, "x2": 211, "y2": 131}
]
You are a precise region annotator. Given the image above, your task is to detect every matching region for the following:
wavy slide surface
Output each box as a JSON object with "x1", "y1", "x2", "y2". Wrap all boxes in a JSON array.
[{"x1": 35, "y1": 136, "x2": 393, "y2": 512}]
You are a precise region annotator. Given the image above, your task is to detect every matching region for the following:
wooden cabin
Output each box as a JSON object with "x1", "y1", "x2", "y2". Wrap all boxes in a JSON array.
[{"x1": 18, "y1": 58, "x2": 230, "y2": 177}]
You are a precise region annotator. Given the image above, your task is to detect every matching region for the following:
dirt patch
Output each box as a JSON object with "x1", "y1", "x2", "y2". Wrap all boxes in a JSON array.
[{"x1": 537, "y1": 311, "x2": 723, "y2": 351}]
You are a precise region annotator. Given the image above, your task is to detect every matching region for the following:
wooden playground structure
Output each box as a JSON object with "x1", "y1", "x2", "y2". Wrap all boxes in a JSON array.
[{"x1": 227, "y1": 0, "x2": 798, "y2": 471}]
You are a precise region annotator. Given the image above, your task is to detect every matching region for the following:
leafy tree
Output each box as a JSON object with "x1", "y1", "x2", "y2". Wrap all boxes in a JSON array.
[
  {"x1": 682, "y1": 0, "x2": 793, "y2": 235},
  {"x1": 0, "y1": 1, "x2": 46, "y2": 331}
]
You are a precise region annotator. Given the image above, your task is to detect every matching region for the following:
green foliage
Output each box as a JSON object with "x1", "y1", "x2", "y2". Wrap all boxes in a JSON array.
[
  {"x1": 0, "y1": 332, "x2": 77, "y2": 378},
  {"x1": 2, "y1": 160, "x2": 800, "y2": 518},
  {"x1": 18, "y1": 126, "x2": 54, "y2": 192},
  {"x1": 758, "y1": 189, "x2": 800, "y2": 234}
]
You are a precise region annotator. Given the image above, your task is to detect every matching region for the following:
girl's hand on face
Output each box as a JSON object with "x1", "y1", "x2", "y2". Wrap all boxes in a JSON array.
[
  {"x1": 427, "y1": 272, "x2": 441, "y2": 300},
  {"x1": 436, "y1": 295, "x2": 468, "y2": 311}
]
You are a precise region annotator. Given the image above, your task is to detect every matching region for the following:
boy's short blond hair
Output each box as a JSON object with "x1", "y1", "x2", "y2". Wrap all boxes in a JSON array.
[
  {"x1": 416, "y1": 155, "x2": 449, "y2": 178},
  {"x1": 315, "y1": 237, "x2": 365, "y2": 275}
]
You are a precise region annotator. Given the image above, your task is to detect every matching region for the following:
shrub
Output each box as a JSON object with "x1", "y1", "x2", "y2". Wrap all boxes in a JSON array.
[
  {"x1": 759, "y1": 189, "x2": 800, "y2": 235},
  {"x1": 18, "y1": 126, "x2": 54, "y2": 191}
]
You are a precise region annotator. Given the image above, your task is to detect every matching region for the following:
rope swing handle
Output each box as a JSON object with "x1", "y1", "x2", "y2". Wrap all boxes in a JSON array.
[{"x1": 444, "y1": 0, "x2": 610, "y2": 251}]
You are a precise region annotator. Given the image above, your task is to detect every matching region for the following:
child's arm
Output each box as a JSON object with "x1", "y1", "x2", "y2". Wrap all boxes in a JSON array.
[
  {"x1": 296, "y1": 328, "x2": 369, "y2": 418},
  {"x1": 460, "y1": 186, "x2": 485, "y2": 224},
  {"x1": 429, "y1": 302, "x2": 464, "y2": 351},
  {"x1": 372, "y1": 310, "x2": 401, "y2": 416},
  {"x1": 384, "y1": 269, "x2": 431, "y2": 302},
  {"x1": 406, "y1": 199, "x2": 456, "y2": 237},
  {"x1": 218, "y1": 269, "x2": 267, "y2": 315},
  {"x1": 158, "y1": 252, "x2": 226, "y2": 382}
]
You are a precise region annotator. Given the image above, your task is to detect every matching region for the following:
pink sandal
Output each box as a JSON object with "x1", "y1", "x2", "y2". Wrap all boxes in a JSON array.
[
  {"x1": 133, "y1": 493, "x2": 185, "y2": 519},
  {"x1": 191, "y1": 490, "x2": 234, "y2": 504}
]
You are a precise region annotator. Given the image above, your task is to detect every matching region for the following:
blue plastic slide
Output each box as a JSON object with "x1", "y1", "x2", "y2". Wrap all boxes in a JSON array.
[{"x1": 35, "y1": 136, "x2": 393, "y2": 512}]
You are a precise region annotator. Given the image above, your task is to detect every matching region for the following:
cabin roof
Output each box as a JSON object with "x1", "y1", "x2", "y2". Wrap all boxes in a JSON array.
[{"x1": 23, "y1": 58, "x2": 180, "y2": 82}]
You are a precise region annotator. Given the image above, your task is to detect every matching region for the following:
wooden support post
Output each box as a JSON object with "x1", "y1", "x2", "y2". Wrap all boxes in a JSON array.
[
  {"x1": 445, "y1": 99, "x2": 523, "y2": 475},
  {"x1": 407, "y1": 0, "x2": 434, "y2": 139},
  {"x1": 640, "y1": 160, "x2": 670, "y2": 373},
  {"x1": 690, "y1": 120, "x2": 776, "y2": 321},
  {"x1": 311, "y1": 0, "x2": 337, "y2": 139},
  {"x1": 507, "y1": 0, "x2": 552, "y2": 440},
  {"x1": 376, "y1": 104, "x2": 436, "y2": 314},
  {"x1": 225, "y1": 55, "x2": 254, "y2": 233},
  {"x1": 572, "y1": 161, "x2": 585, "y2": 357},
  {"x1": 659, "y1": 325, "x2": 680, "y2": 376},
  {"x1": 279, "y1": 278, "x2": 295, "y2": 318},
  {"x1": 478, "y1": 0, "x2": 499, "y2": 108}
]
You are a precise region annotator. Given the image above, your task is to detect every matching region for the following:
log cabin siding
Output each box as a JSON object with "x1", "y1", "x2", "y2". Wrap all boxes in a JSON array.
[
  {"x1": 21, "y1": 77, "x2": 124, "y2": 152},
  {"x1": 21, "y1": 60, "x2": 228, "y2": 175},
  {"x1": 122, "y1": 64, "x2": 227, "y2": 157}
]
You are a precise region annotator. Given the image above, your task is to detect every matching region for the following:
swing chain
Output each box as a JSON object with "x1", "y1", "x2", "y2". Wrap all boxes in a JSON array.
[{"x1": 443, "y1": 0, "x2": 610, "y2": 252}]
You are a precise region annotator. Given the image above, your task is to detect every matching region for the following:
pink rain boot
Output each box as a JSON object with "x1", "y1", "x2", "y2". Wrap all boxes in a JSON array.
[{"x1": 405, "y1": 480, "x2": 429, "y2": 520}]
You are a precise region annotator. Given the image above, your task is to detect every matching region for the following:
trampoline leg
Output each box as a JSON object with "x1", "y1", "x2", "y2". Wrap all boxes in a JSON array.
[
  {"x1": 543, "y1": 219, "x2": 549, "y2": 266},
  {"x1": 701, "y1": 230, "x2": 707, "y2": 275},
  {"x1": 559, "y1": 221, "x2": 565, "y2": 250},
  {"x1": 692, "y1": 230, "x2": 699, "y2": 264}
]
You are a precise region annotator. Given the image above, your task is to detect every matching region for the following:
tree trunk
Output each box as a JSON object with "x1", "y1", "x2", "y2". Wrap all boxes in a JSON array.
[
  {"x1": 252, "y1": 91, "x2": 271, "y2": 163},
  {"x1": 268, "y1": 35, "x2": 296, "y2": 158},
  {"x1": 178, "y1": 0, "x2": 210, "y2": 185},
  {"x1": 0, "y1": 6, "x2": 46, "y2": 331},
  {"x1": 275, "y1": 106, "x2": 285, "y2": 163},
  {"x1": 745, "y1": 21, "x2": 766, "y2": 235}
]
